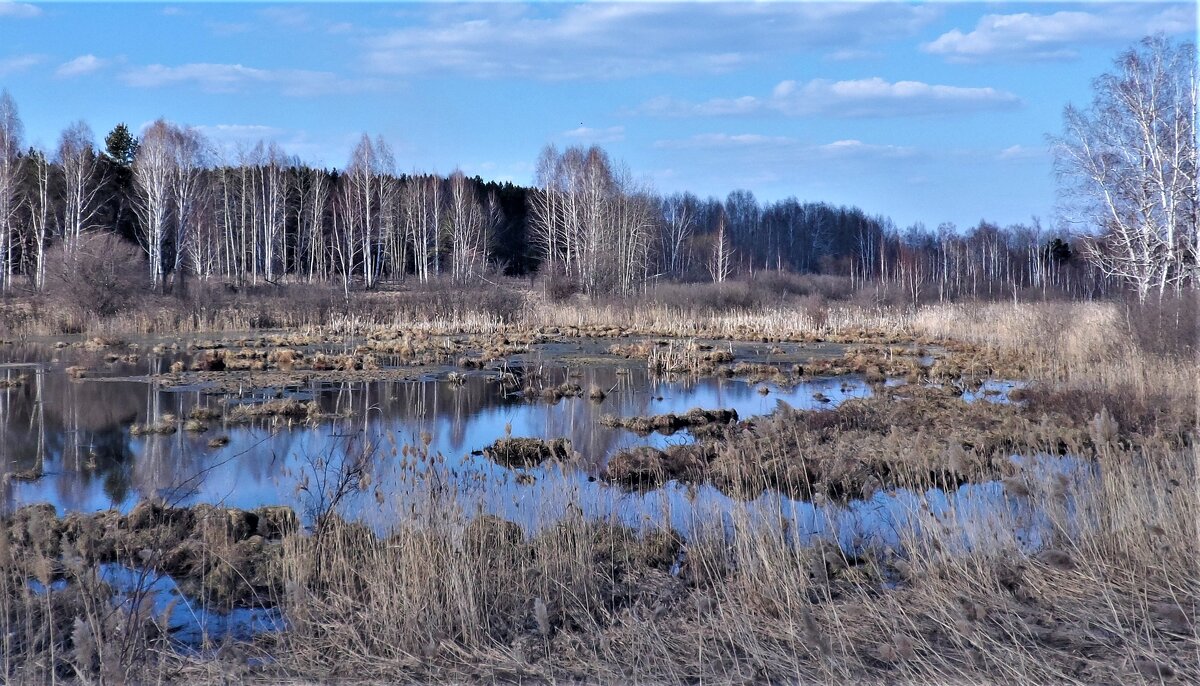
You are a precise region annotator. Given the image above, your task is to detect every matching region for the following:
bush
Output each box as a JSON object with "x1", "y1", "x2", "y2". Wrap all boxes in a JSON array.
[
  {"x1": 1124, "y1": 293, "x2": 1197, "y2": 359},
  {"x1": 539, "y1": 266, "x2": 579, "y2": 303},
  {"x1": 45, "y1": 234, "x2": 147, "y2": 317}
]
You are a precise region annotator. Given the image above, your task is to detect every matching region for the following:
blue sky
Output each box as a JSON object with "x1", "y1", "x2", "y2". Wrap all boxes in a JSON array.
[{"x1": 0, "y1": 1, "x2": 1194, "y2": 230}]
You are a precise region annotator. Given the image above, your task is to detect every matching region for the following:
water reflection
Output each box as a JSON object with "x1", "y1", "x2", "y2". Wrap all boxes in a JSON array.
[{"x1": 2, "y1": 361, "x2": 873, "y2": 515}]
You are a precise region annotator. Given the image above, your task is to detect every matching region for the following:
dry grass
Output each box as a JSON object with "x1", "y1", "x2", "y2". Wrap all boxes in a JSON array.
[
  {"x1": 2, "y1": 297, "x2": 1196, "y2": 683},
  {"x1": 264, "y1": 439, "x2": 1196, "y2": 684}
]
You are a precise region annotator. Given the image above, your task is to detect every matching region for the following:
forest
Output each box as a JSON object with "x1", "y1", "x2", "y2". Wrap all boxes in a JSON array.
[{"x1": 0, "y1": 92, "x2": 1109, "y2": 313}]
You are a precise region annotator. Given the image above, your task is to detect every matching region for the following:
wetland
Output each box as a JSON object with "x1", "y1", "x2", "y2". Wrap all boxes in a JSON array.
[{"x1": 0, "y1": 301, "x2": 1195, "y2": 684}]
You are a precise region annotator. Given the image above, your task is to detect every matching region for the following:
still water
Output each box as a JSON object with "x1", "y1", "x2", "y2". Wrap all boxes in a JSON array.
[{"x1": 1, "y1": 345, "x2": 879, "y2": 522}]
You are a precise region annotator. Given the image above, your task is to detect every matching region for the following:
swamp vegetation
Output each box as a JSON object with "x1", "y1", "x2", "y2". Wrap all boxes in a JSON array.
[{"x1": 0, "y1": 294, "x2": 1194, "y2": 684}]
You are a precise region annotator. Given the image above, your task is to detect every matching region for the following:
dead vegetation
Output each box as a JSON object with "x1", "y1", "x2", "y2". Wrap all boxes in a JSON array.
[
  {"x1": 600, "y1": 407, "x2": 738, "y2": 436},
  {"x1": 482, "y1": 437, "x2": 577, "y2": 468},
  {"x1": 0, "y1": 501, "x2": 295, "y2": 682}
]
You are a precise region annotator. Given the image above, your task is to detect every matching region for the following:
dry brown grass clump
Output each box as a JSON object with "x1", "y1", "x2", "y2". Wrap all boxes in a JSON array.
[
  {"x1": 129, "y1": 414, "x2": 179, "y2": 436},
  {"x1": 224, "y1": 398, "x2": 320, "y2": 424},
  {"x1": 0, "y1": 502, "x2": 295, "y2": 682},
  {"x1": 600, "y1": 407, "x2": 738, "y2": 436},
  {"x1": 483, "y1": 437, "x2": 576, "y2": 468}
]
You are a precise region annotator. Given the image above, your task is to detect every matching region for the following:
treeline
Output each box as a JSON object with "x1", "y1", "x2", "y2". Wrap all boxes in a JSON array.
[{"x1": 0, "y1": 89, "x2": 1106, "y2": 303}]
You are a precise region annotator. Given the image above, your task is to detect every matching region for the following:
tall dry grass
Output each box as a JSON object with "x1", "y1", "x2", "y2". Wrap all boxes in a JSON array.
[
  {"x1": 263, "y1": 440, "x2": 1196, "y2": 683},
  {"x1": 911, "y1": 300, "x2": 1197, "y2": 406}
]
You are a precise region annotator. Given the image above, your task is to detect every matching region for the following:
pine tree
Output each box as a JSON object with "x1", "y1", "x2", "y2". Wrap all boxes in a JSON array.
[{"x1": 104, "y1": 123, "x2": 138, "y2": 166}]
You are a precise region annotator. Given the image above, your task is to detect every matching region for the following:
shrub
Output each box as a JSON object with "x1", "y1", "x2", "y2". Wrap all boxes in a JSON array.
[
  {"x1": 539, "y1": 266, "x2": 579, "y2": 302},
  {"x1": 45, "y1": 234, "x2": 147, "y2": 317},
  {"x1": 1124, "y1": 293, "x2": 1197, "y2": 359}
]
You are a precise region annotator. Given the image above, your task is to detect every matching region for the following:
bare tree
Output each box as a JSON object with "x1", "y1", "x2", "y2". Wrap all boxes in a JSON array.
[
  {"x1": 259, "y1": 141, "x2": 287, "y2": 283},
  {"x1": 21, "y1": 149, "x2": 51, "y2": 290},
  {"x1": 1053, "y1": 36, "x2": 1198, "y2": 300},
  {"x1": 168, "y1": 125, "x2": 209, "y2": 290},
  {"x1": 708, "y1": 211, "x2": 734, "y2": 284},
  {"x1": 404, "y1": 174, "x2": 442, "y2": 283},
  {"x1": 660, "y1": 192, "x2": 696, "y2": 278},
  {"x1": 294, "y1": 165, "x2": 330, "y2": 282},
  {"x1": 446, "y1": 169, "x2": 486, "y2": 282},
  {"x1": 0, "y1": 90, "x2": 23, "y2": 292},
  {"x1": 529, "y1": 145, "x2": 561, "y2": 274},
  {"x1": 343, "y1": 134, "x2": 391, "y2": 288},
  {"x1": 56, "y1": 121, "x2": 106, "y2": 261},
  {"x1": 133, "y1": 120, "x2": 177, "y2": 289}
]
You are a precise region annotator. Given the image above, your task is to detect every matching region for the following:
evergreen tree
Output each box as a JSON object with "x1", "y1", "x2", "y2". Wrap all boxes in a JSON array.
[
  {"x1": 103, "y1": 123, "x2": 138, "y2": 167},
  {"x1": 101, "y1": 123, "x2": 140, "y2": 241}
]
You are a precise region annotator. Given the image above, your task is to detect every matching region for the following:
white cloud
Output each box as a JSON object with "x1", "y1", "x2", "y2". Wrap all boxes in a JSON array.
[
  {"x1": 0, "y1": 53, "x2": 41, "y2": 75},
  {"x1": 997, "y1": 144, "x2": 1046, "y2": 161},
  {"x1": 655, "y1": 134, "x2": 917, "y2": 161},
  {"x1": 638, "y1": 77, "x2": 1020, "y2": 119},
  {"x1": 654, "y1": 133, "x2": 798, "y2": 150},
  {"x1": 259, "y1": 7, "x2": 310, "y2": 30},
  {"x1": 120, "y1": 62, "x2": 383, "y2": 97},
  {"x1": 364, "y1": 3, "x2": 939, "y2": 80},
  {"x1": 922, "y1": 5, "x2": 1195, "y2": 62},
  {"x1": 55, "y1": 54, "x2": 110, "y2": 78},
  {"x1": 0, "y1": 2, "x2": 40, "y2": 19},
  {"x1": 815, "y1": 139, "x2": 918, "y2": 159},
  {"x1": 561, "y1": 125, "x2": 625, "y2": 144},
  {"x1": 824, "y1": 48, "x2": 883, "y2": 62}
]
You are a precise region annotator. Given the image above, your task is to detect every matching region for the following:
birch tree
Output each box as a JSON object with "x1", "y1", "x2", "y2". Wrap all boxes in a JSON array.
[
  {"x1": 169, "y1": 125, "x2": 209, "y2": 289},
  {"x1": 294, "y1": 166, "x2": 330, "y2": 281},
  {"x1": 133, "y1": 120, "x2": 176, "y2": 289},
  {"x1": 21, "y1": 149, "x2": 51, "y2": 290},
  {"x1": 708, "y1": 211, "x2": 734, "y2": 284},
  {"x1": 0, "y1": 90, "x2": 22, "y2": 291},
  {"x1": 404, "y1": 174, "x2": 442, "y2": 283},
  {"x1": 660, "y1": 192, "x2": 696, "y2": 278},
  {"x1": 56, "y1": 121, "x2": 106, "y2": 261},
  {"x1": 1053, "y1": 36, "x2": 1198, "y2": 300},
  {"x1": 344, "y1": 135, "x2": 381, "y2": 288},
  {"x1": 447, "y1": 169, "x2": 486, "y2": 281}
]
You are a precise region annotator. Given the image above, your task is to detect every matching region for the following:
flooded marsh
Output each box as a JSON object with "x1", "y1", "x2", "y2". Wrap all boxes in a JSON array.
[{"x1": 0, "y1": 305, "x2": 1195, "y2": 684}]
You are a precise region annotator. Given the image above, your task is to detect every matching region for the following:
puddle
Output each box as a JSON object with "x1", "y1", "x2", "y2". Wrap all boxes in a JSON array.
[
  {"x1": 100, "y1": 564, "x2": 284, "y2": 648},
  {"x1": 30, "y1": 564, "x2": 283, "y2": 650}
]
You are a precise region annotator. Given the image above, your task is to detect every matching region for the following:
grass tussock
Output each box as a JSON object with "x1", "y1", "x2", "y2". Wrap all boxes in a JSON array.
[{"x1": 482, "y1": 438, "x2": 577, "y2": 468}]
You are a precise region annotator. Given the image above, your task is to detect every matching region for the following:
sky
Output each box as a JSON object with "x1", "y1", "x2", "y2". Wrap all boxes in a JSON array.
[{"x1": 0, "y1": 1, "x2": 1195, "y2": 230}]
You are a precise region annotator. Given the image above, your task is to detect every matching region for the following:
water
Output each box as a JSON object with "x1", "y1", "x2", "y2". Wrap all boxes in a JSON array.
[
  {"x1": 0, "y1": 344, "x2": 1061, "y2": 557},
  {"x1": 30, "y1": 564, "x2": 285, "y2": 650},
  {"x1": 1, "y1": 341, "x2": 874, "y2": 518}
]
